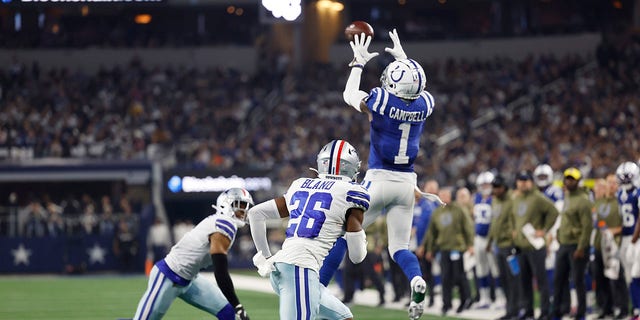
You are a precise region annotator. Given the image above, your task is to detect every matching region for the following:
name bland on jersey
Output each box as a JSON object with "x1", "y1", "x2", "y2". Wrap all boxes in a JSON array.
[
  {"x1": 388, "y1": 107, "x2": 427, "y2": 122},
  {"x1": 300, "y1": 179, "x2": 335, "y2": 190}
]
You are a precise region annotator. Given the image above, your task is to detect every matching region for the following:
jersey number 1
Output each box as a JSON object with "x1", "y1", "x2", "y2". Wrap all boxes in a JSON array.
[
  {"x1": 394, "y1": 123, "x2": 410, "y2": 164},
  {"x1": 286, "y1": 191, "x2": 332, "y2": 238}
]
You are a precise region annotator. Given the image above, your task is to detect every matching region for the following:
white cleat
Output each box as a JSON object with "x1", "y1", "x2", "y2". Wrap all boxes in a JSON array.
[{"x1": 408, "y1": 276, "x2": 427, "y2": 319}]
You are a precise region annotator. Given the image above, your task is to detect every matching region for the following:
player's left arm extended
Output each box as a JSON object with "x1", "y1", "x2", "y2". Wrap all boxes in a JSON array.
[
  {"x1": 345, "y1": 208, "x2": 367, "y2": 263},
  {"x1": 209, "y1": 233, "x2": 242, "y2": 309}
]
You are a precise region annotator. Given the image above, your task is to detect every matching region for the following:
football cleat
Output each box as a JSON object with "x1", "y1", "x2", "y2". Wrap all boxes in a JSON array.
[{"x1": 409, "y1": 276, "x2": 427, "y2": 319}]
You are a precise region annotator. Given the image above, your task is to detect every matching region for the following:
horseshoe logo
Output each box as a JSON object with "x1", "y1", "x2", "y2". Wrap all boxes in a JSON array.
[{"x1": 390, "y1": 66, "x2": 405, "y2": 82}]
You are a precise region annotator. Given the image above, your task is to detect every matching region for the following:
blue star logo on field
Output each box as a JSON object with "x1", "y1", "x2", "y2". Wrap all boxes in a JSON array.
[
  {"x1": 168, "y1": 176, "x2": 182, "y2": 193},
  {"x1": 12, "y1": 244, "x2": 32, "y2": 266},
  {"x1": 87, "y1": 243, "x2": 107, "y2": 264}
]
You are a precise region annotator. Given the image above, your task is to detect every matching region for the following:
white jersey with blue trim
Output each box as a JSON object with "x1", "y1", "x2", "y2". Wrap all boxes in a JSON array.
[
  {"x1": 473, "y1": 193, "x2": 492, "y2": 237},
  {"x1": 364, "y1": 87, "x2": 435, "y2": 172},
  {"x1": 616, "y1": 187, "x2": 640, "y2": 236},
  {"x1": 272, "y1": 177, "x2": 370, "y2": 273},
  {"x1": 542, "y1": 185, "x2": 564, "y2": 205},
  {"x1": 164, "y1": 214, "x2": 237, "y2": 281}
]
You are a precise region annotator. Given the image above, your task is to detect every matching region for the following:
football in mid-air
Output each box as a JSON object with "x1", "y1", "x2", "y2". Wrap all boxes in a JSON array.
[{"x1": 344, "y1": 21, "x2": 374, "y2": 41}]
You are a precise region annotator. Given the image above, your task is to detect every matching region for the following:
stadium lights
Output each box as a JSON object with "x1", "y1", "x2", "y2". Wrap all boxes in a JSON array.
[
  {"x1": 317, "y1": 0, "x2": 343, "y2": 12},
  {"x1": 134, "y1": 14, "x2": 152, "y2": 24},
  {"x1": 261, "y1": 0, "x2": 302, "y2": 21}
]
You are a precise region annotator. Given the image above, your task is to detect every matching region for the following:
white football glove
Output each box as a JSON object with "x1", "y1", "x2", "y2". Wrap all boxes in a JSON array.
[
  {"x1": 414, "y1": 185, "x2": 446, "y2": 207},
  {"x1": 349, "y1": 33, "x2": 379, "y2": 67},
  {"x1": 384, "y1": 28, "x2": 407, "y2": 60},
  {"x1": 252, "y1": 251, "x2": 275, "y2": 278}
]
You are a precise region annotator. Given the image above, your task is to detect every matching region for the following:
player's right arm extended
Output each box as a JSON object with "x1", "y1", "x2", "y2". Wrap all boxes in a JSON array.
[
  {"x1": 248, "y1": 197, "x2": 288, "y2": 257},
  {"x1": 343, "y1": 67, "x2": 369, "y2": 113},
  {"x1": 345, "y1": 208, "x2": 367, "y2": 263},
  {"x1": 343, "y1": 34, "x2": 377, "y2": 113}
]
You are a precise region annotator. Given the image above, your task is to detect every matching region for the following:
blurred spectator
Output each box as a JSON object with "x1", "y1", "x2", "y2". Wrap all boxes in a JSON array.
[
  {"x1": 23, "y1": 200, "x2": 47, "y2": 238},
  {"x1": 113, "y1": 218, "x2": 139, "y2": 273},
  {"x1": 80, "y1": 203, "x2": 99, "y2": 235},
  {"x1": 172, "y1": 219, "x2": 194, "y2": 242},
  {"x1": 146, "y1": 217, "x2": 172, "y2": 263},
  {"x1": 423, "y1": 187, "x2": 474, "y2": 314}
]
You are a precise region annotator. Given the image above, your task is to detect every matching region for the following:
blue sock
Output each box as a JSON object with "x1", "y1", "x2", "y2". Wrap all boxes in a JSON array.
[
  {"x1": 494, "y1": 277, "x2": 501, "y2": 289},
  {"x1": 392, "y1": 249, "x2": 422, "y2": 282},
  {"x1": 319, "y1": 237, "x2": 347, "y2": 286},
  {"x1": 631, "y1": 278, "x2": 640, "y2": 309},
  {"x1": 479, "y1": 276, "x2": 490, "y2": 288},
  {"x1": 216, "y1": 304, "x2": 235, "y2": 320}
]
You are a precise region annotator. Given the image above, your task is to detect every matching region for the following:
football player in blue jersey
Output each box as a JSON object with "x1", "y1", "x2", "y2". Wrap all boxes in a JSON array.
[
  {"x1": 615, "y1": 161, "x2": 640, "y2": 319},
  {"x1": 319, "y1": 29, "x2": 436, "y2": 320},
  {"x1": 472, "y1": 171, "x2": 501, "y2": 308},
  {"x1": 132, "y1": 188, "x2": 253, "y2": 320},
  {"x1": 249, "y1": 140, "x2": 369, "y2": 320}
]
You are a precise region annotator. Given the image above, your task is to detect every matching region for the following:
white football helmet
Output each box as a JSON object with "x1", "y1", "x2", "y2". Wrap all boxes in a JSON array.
[
  {"x1": 316, "y1": 140, "x2": 361, "y2": 182},
  {"x1": 534, "y1": 164, "x2": 554, "y2": 188},
  {"x1": 616, "y1": 161, "x2": 640, "y2": 191},
  {"x1": 380, "y1": 58, "x2": 426, "y2": 100},
  {"x1": 214, "y1": 187, "x2": 254, "y2": 227},
  {"x1": 476, "y1": 171, "x2": 495, "y2": 196}
]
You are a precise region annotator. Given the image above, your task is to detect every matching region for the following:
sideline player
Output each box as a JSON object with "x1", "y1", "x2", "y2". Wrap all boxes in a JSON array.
[
  {"x1": 616, "y1": 161, "x2": 640, "y2": 319},
  {"x1": 472, "y1": 171, "x2": 500, "y2": 308},
  {"x1": 132, "y1": 188, "x2": 253, "y2": 320},
  {"x1": 249, "y1": 139, "x2": 369, "y2": 320},
  {"x1": 320, "y1": 28, "x2": 435, "y2": 320}
]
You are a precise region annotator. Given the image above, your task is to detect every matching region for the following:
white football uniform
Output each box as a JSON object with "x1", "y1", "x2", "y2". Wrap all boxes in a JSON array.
[
  {"x1": 271, "y1": 177, "x2": 370, "y2": 272},
  {"x1": 164, "y1": 215, "x2": 237, "y2": 280},
  {"x1": 133, "y1": 215, "x2": 238, "y2": 320},
  {"x1": 270, "y1": 177, "x2": 370, "y2": 320}
]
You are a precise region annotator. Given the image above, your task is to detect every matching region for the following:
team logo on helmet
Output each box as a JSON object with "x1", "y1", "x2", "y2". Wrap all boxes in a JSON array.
[
  {"x1": 214, "y1": 187, "x2": 254, "y2": 227},
  {"x1": 315, "y1": 140, "x2": 361, "y2": 182},
  {"x1": 380, "y1": 59, "x2": 426, "y2": 100}
]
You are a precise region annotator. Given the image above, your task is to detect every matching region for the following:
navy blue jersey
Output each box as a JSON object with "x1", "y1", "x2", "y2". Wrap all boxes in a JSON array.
[
  {"x1": 616, "y1": 187, "x2": 640, "y2": 236},
  {"x1": 364, "y1": 87, "x2": 434, "y2": 172},
  {"x1": 473, "y1": 193, "x2": 492, "y2": 236}
]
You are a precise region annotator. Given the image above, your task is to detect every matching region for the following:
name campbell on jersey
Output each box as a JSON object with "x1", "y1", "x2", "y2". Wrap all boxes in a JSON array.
[{"x1": 365, "y1": 87, "x2": 434, "y2": 172}]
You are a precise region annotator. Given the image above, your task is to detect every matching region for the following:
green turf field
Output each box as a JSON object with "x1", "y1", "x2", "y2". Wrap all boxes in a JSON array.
[{"x1": 0, "y1": 274, "x2": 463, "y2": 320}]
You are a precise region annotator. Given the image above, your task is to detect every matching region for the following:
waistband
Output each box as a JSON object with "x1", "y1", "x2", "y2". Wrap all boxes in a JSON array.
[{"x1": 157, "y1": 259, "x2": 191, "y2": 286}]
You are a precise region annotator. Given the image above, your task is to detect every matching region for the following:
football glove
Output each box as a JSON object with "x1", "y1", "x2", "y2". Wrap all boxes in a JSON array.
[
  {"x1": 349, "y1": 33, "x2": 379, "y2": 68},
  {"x1": 384, "y1": 28, "x2": 407, "y2": 60},
  {"x1": 235, "y1": 304, "x2": 250, "y2": 320},
  {"x1": 252, "y1": 251, "x2": 275, "y2": 278}
]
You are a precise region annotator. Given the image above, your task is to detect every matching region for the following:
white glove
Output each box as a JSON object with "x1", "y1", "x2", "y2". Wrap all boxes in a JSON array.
[
  {"x1": 414, "y1": 185, "x2": 446, "y2": 207},
  {"x1": 349, "y1": 33, "x2": 379, "y2": 67},
  {"x1": 252, "y1": 251, "x2": 275, "y2": 278},
  {"x1": 384, "y1": 28, "x2": 407, "y2": 60}
]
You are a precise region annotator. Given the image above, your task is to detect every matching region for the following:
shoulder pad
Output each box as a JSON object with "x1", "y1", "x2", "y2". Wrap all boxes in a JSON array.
[
  {"x1": 213, "y1": 216, "x2": 237, "y2": 242},
  {"x1": 346, "y1": 188, "x2": 370, "y2": 211}
]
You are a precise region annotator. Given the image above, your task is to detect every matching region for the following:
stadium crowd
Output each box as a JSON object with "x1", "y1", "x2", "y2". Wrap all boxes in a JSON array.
[{"x1": 2, "y1": 36, "x2": 639, "y2": 186}]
